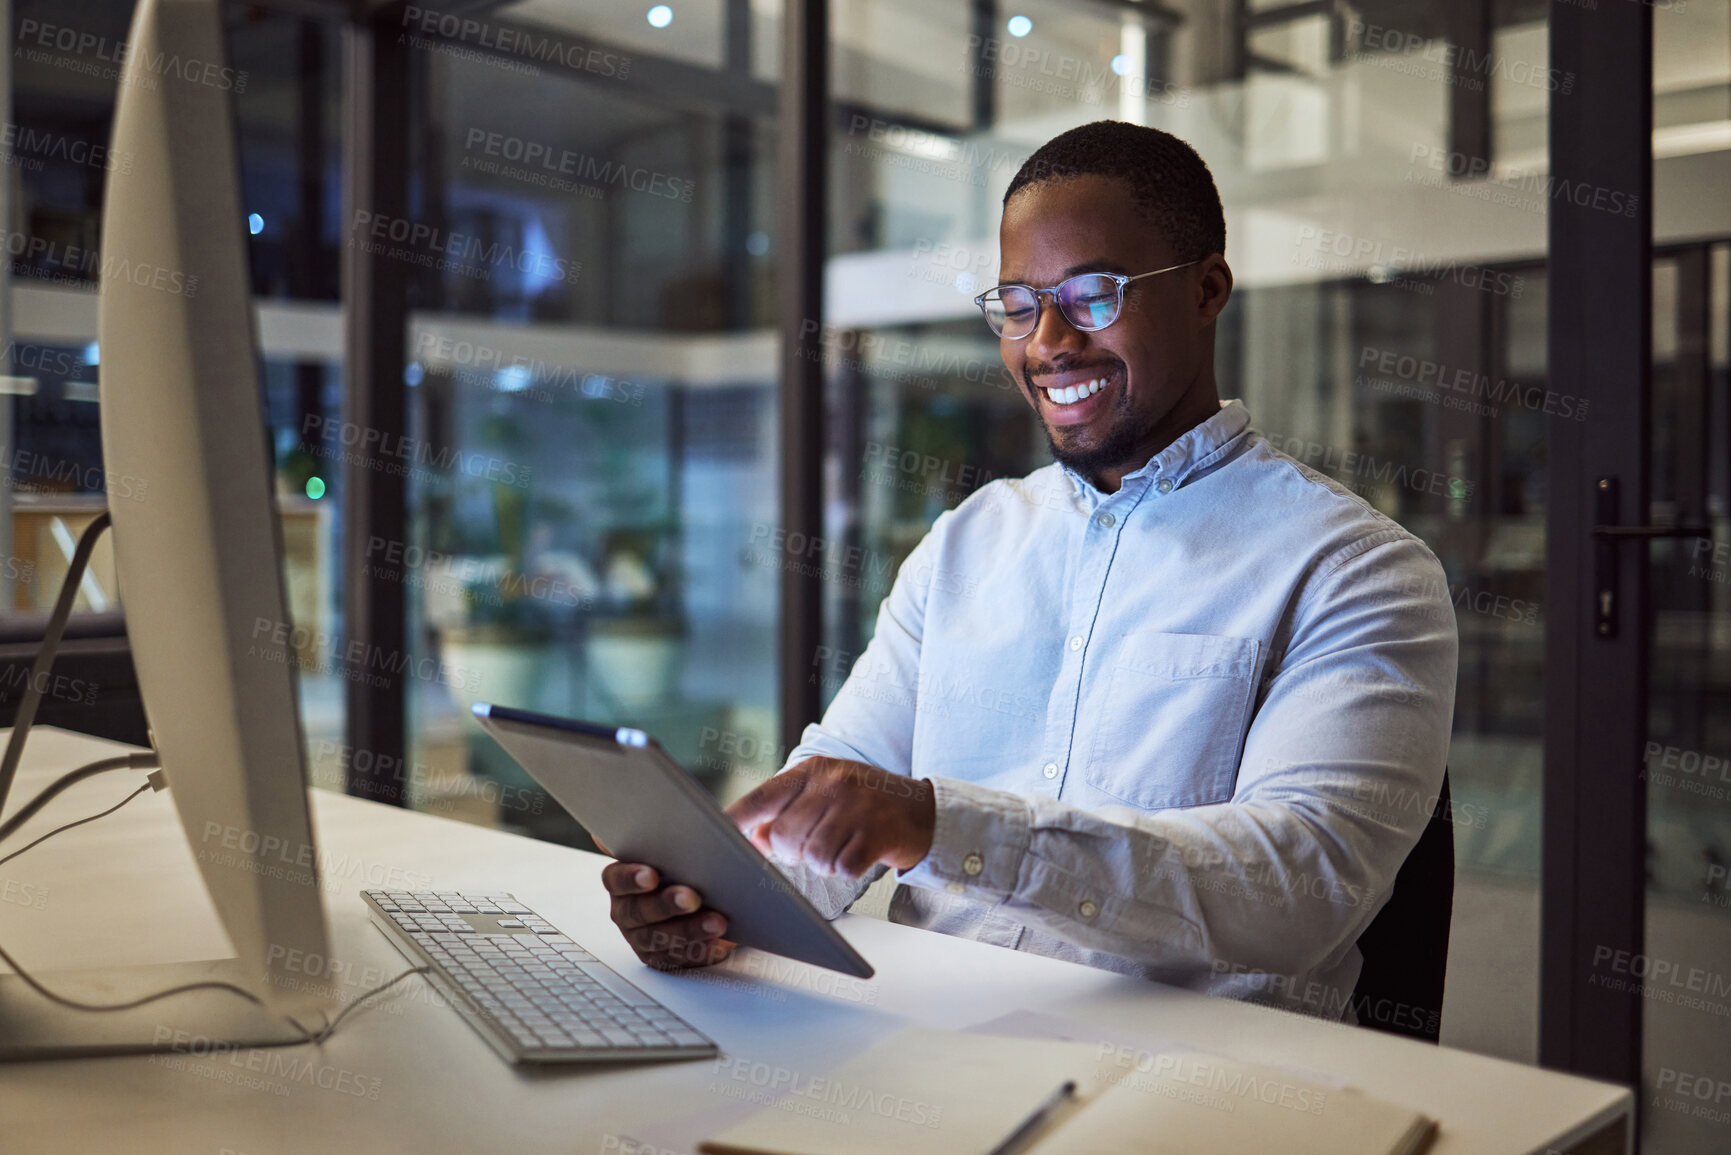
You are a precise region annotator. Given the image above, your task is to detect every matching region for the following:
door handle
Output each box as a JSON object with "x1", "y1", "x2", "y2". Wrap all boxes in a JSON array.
[{"x1": 1590, "y1": 476, "x2": 1711, "y2": 638}]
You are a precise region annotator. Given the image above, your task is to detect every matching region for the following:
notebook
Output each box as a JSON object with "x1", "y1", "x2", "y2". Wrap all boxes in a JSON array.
[{"x1": 697, "y1": 1027, "x2": 1436, "y2": 1155}]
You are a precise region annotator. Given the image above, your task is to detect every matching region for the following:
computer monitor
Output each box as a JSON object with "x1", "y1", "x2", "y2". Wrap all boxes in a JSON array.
[{"x1": 0, "y1": 0, "x2": 333, "y2": 1059}]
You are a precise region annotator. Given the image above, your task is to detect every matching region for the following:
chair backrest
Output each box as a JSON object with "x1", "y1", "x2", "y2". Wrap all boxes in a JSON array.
[{"x1": 1349, "y1": 770, "x2": 1455, "y2": 1043}]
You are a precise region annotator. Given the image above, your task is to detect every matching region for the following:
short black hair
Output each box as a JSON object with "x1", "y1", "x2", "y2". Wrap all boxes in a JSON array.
[{"x1": 1004, "y1": 120, "x2": 1226, "y2": 261}]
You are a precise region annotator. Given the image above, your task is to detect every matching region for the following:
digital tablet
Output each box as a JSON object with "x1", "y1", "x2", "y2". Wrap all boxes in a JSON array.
[{"x1": 470, "y1": 703, "x2": 874, "y2": 979}]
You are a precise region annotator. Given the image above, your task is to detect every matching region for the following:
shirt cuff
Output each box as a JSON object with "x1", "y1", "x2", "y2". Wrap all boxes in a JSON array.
[{"x1": 897, "y1": 776, "x2": 1032, "y2": 903}]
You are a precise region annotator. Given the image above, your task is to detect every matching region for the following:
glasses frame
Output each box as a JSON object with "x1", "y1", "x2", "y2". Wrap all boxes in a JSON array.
[{"x1": 973, "y1": 260, "x2": 1200, "y2": 339}]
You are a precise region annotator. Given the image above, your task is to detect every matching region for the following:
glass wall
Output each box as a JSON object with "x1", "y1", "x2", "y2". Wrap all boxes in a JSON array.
[
  {"x1": 1, "y1": 0, "x2": 345, "y2": 751},
  {"x1": 391, "y1": 2, "x2": 782, "y2": 843},
  {"x1": 1643, "y1": 6, "x2": 1731, "y2": 1152}
]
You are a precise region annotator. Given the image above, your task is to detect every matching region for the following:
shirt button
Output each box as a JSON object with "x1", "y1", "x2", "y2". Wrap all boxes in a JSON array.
[
  {"x1": 1042, "y1": 762, "x2": 1059, "y2": 779},
  {"x1": 1069, "y1": 635, "x2": 1083, "y2": 651},
  {"x1": 1097, "y1": 511, "x2": 1115, "y2": 528},
  {"x1": 1079, "y1": 900, "x2": 1099, "y2": 919},
  {"x1": 1156, "y1": 478, "x2": 1175, "y2": 494},
  {"x1": 962, "y1": 853, "x2": 984, "y2": 876}
]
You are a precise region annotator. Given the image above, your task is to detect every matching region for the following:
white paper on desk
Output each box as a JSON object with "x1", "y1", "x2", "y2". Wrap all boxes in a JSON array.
[
  {"x1": 696, "y1": 1026, "x2": 1111, "y2": 1155},
  {"x1": 1032, "y1": 1051, "x2": 1435, "y2": 1155},
  {"x1": 964, "y1": 1011, "x2": 1435, "y2": 1155}
]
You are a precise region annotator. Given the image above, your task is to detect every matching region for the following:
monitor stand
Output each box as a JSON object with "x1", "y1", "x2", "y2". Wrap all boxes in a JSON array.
[{"x1": 0, "y1": 959, "x2": 311, "y2": 1061}]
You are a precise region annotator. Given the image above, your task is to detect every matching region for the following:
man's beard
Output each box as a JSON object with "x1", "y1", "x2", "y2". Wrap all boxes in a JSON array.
[{"x1": 1040, "y1": 391, "x2": 1147, "y2": 480}]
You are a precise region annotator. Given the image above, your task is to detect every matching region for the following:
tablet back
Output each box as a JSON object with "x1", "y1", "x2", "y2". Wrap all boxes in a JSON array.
[{"x1": 471, "y1": 704, "x2": 874, "y2": 979}]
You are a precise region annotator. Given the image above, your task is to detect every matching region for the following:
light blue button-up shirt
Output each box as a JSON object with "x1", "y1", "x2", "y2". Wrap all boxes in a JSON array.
[{"x1": 772, "y1": 400, "x2": 1458, "y2": 1021}]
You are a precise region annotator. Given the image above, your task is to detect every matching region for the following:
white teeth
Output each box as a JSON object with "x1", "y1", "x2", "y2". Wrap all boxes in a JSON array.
[{"x1": 1045, "y1": 377, "x2": 1106, "y2": 405}]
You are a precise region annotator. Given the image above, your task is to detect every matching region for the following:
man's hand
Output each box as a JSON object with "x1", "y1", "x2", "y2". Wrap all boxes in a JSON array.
[
  {"x1": 724, "y1": 757, "x2": 936, "y2": 877},
  {"x1": 600, "y1": 862, "x2": 736, "y2": 971}
]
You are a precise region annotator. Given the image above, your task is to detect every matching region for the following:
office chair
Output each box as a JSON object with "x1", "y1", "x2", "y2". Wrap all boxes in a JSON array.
[{"x1": 1349, "y1": 770, "x2": 1455, "y2": 1044}]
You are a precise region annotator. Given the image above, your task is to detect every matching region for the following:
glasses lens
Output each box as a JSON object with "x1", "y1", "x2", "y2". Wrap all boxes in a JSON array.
[
  {"x1": 983, "y1": 286, "x2": 1038, "y2": 338},
  {"x1": 1056, "y1": 274, "x2": 1123, "y2": 331}
]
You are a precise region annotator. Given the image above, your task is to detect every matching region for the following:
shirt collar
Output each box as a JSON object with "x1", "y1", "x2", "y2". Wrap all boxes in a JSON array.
[{"x1": 1058, "y1": 399, "x2": 1252, "y2": 496}]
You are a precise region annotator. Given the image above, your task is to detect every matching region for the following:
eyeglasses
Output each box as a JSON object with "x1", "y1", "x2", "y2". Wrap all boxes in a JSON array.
[{"x1": 973, "y1": 261, "x2": 1199, "y2": 339}]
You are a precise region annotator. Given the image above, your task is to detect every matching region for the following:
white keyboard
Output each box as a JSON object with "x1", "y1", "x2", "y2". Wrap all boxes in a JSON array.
[{"x1": 363, "y1": 889, "x2": 716, "y2": 1064}]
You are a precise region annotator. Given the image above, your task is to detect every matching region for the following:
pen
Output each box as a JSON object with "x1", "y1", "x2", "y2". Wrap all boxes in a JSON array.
[{"x1": 985, "y1": 1078, "x2": 1078, "y2": 1155}]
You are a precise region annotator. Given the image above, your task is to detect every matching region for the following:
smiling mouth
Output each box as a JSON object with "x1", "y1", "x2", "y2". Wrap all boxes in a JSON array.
[{"x1": 1042, "y1": 376, "x2": 1107, "y2": 406}]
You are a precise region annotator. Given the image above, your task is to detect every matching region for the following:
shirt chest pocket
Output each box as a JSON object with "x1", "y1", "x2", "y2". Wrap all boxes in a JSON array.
[{"x1": 1084, "y1": 632, "x2": 1263, "y2": 810}]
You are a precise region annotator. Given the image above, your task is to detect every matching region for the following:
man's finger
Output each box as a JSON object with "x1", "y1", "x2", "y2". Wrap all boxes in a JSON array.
[
  {"x1": 801, "y1": 809, "x2": 863, "y2": 876},
  {"x1": 613, "y1": 884, "x2": 703, "y2": 930},
  {"x1": 630, "y1": 910, "x2": 729, "y2": 961},
  {"x1": 725, "y1": 765, "x2": 811, "y2": 832},
  {"x1": 643, "y1": 938, "x2": 736, "y2": 971},
  {"x1": 601, "y1": 861, "x2": 658, "y2": 896},
  {"x1": 763, "y1": 783, "x2": 837, "y2": 867}
]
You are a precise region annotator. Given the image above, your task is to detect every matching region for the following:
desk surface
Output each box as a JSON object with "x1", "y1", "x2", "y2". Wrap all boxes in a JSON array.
[{"x1": 0, "y1": 728, "x2": 1630, "y2": 1155}]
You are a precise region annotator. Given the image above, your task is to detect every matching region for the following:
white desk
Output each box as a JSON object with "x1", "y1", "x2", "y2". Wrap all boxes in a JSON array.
[{"x1": 0, "y1": 727, "x2": 1631, "y2": 1154}]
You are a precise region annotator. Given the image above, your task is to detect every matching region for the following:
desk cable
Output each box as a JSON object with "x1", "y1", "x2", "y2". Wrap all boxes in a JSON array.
[{"x1": 0, "y1": 750, "x2": 431, "y2": 1047}]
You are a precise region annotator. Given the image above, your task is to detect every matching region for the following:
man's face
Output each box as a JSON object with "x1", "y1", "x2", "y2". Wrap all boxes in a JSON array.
[{"x1": 996, "y1": 174, "x2": 1229, "y2": 482}]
